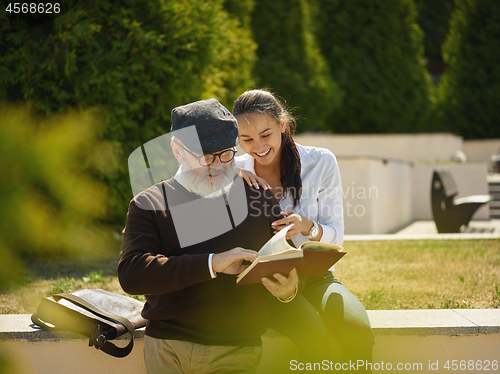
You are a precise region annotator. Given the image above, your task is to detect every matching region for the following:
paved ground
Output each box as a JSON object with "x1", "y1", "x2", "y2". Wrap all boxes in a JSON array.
[{"x1": 345, "y1": 220, "x2": 500, "y2": 241}]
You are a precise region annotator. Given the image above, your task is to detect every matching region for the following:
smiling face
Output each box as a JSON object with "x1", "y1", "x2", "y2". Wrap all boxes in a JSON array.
[
  {"x1": 172, "y1": 141, "x2": 235, "y2": 197},
  {"x1": 180, "y1": 160, "x2": 235, "y2": 198},
  {"x1": 236, "y1": 113, "x2": 286, "y2": 167}
]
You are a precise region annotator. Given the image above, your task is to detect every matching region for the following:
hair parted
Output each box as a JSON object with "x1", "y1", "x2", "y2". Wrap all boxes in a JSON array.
[{"x1": 233, "y1": 89, "x2": 302, "y2": 207}]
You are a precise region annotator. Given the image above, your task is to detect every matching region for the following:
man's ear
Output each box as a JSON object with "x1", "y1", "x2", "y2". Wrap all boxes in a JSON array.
[{"x1": 171, "y1": 142, "x2": 182, "y2": 163}]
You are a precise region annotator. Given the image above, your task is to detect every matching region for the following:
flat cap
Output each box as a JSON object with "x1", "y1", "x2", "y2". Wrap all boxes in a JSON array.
[{"x1": 171, "y1": 98, "x2": 238, "y2": 155}]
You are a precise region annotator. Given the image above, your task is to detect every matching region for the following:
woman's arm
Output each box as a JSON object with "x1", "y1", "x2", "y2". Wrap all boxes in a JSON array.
[
  {"x1": 315, "y1": 152, "x2": 344, "y2": 246},
  {"x1": 271, "y1": 149, "x2": 344, "y2": 246},
  {"x1": 271, "y1": 210, "x2": 323, "y2": 241}
]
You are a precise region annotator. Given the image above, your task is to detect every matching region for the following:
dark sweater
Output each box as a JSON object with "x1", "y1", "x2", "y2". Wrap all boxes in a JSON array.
[{"x1": 118, "y1": 177, "x2": 281, "y2": 346}]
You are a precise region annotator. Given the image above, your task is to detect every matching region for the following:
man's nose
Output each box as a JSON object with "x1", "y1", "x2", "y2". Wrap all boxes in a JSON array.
[{"x1": 208, "y1": 160, "x2": 223, "y2": 170}]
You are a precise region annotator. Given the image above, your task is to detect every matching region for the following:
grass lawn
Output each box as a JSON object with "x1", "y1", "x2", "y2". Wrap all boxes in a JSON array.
[
  {"x1": 336, "y1": 239, "x2": 500, "y2": 310},
  {"x1": 1, "y1": 239, "x2": 499, "y2": 314}
]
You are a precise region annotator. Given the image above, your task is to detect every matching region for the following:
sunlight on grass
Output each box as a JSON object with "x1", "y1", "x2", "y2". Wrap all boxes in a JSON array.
[
  {"x1": 335, "y1": 239, "x2": 500, "y2": 310},
  {"x1": 0, "y1": 239, "x2": 498, "y2": 313}
]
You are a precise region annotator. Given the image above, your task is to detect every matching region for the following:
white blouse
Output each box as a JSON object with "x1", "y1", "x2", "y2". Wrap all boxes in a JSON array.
[{"x1": 235, "y1": 143, "x2": 344, "y2": 249}]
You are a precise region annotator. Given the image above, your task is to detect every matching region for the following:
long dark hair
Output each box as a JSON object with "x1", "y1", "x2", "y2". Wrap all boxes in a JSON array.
[{"x1": 233, "y1": 89, "x2": 302, "y2": 207}]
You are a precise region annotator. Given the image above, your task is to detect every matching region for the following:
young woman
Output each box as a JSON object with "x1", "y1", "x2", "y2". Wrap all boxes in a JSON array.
[{"x1": 233, "y1": 89, "x2": 374, "y2": 369}]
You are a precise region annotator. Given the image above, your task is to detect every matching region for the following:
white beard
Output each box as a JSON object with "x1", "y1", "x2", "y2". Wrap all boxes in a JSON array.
[{"x1": 179, "y1": 161, "x2": 235, "y2": 198}]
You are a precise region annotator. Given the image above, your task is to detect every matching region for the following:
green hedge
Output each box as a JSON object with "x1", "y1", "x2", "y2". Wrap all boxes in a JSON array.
[
  {"x1": 250, "y1": 0, "x2": 342, "y2": 131},
  {"x1": 313, "y1": 0, "x2": 434, "y2": 133},
  {"x1": 223, "y1": 0, "x2": 254, "y2": 29},
  {"x1": 435, "y1": 0, "x2": 500, "y2": 139},
  {"x1": 0, "y1": 0, "x2": 256, "y2": 227},
  {"x1": 416, "y1": 0, "x2": 455, "y2": 61}
]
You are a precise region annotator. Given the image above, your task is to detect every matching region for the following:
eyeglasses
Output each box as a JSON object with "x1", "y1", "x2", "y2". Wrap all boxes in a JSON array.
[{"x1": 180, "y1": 145, "x2": 237, "y2": 167}]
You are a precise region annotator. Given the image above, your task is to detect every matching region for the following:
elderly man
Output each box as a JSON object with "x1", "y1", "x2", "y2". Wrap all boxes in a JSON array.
[{"x1": 118, "y1": 98, "x2": 298, "y2": 374}]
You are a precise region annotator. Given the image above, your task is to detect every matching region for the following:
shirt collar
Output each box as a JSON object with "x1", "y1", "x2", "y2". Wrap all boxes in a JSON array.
[{"x1": 295, "y1": 143, "x2": 314, "y2": 170}]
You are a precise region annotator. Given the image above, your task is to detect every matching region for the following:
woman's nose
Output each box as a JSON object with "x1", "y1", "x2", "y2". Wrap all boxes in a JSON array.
[{"x1": 254, "y1": 140, "x2": 265, "y2": 152}]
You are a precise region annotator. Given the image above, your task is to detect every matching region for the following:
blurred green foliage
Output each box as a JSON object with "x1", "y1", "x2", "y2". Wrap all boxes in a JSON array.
[
  {"x1": 0, "y1": 106, "x2": 116, "y2": 289},
  {"x1": 83, "y1": 270, "x2": 110, "y2": 284},
  {"x1": 49, "y1": 278, "x2": 78, "y2": 295},
  {"x1": 0, "y1": 353, "x2": 22, "y2": 374},
  {"x1": 223, "y1": 0, "x2": 254, "y2": 29},
  {"x1": 0, "y1": 0, "x2": 256, "y2": 227},
  {"x1": 312, "y1": 0, "x2": 434, "y2": 133},
  {"x1": 415, "y1": 0, "x2": 455, "y2": 61},
  {"x1": 250, "y1": 0, "x2": 342, "y2": 131},
  {"x1": 435, "y1": 0, "x2": 500, "y2": 139}
]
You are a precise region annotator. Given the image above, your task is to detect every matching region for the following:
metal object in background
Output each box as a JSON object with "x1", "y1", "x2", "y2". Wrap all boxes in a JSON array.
[{"x1": 431, "y1": 170, "x2": 491, "y2": 233}]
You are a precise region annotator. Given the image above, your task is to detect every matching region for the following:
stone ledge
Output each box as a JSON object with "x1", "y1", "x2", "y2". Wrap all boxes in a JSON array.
[
  {"x1": 1, "y1": 309, "x2": 499, "y2": 341},
  {"x1": 368, "y1": 309, "x2": 500, "y2": 336},
  {"x1": 0, "y1": 314, "x2": 145, "y2": 341},
  {"x1": 345, "y1": 233, "x2": 500, "y2": 241}
]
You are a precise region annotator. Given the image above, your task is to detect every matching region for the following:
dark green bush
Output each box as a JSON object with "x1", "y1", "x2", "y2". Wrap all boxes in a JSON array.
[
  {"x1": 0, "y1": 0, "x2": 256, "y2": 227},
  {"x1": 223, "y1": 0, "x2": 254, "y2": 29},
  {"x1": 250, "y1": 0, "x2": 342, "y2": 131},
  {"x1": 313, "y1": 0, "x2": 434, "y2": 133},
  {"x1": 435, "y1": 0, "x2": 500, "y2": 139},
  {"x1": 416, "y1": 0, "x2": 455, "y2": 61}
]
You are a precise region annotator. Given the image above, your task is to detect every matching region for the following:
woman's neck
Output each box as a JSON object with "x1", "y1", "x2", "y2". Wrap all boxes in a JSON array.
[
  {"x1": 254, "y1": 157, "x2": 285, "y2": 199},
  {"x1": 254, "y1": 156, "x2": 280, "y2": 179}
]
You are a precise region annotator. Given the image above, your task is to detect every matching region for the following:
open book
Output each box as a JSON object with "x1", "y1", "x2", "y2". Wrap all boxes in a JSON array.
[{"x1": 236, "y1": 225, "x2": 345, "y2": 285}]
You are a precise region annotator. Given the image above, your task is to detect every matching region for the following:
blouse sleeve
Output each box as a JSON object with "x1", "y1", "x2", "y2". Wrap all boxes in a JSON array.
[
  {"x1": 316, "y1": 152, "x2": 344, "y2": 246},
  {"x1": 290, "y1": 148, "x2": 344, "y2": 248}
]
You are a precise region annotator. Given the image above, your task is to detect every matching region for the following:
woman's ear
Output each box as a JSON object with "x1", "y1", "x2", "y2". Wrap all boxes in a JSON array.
[{"x1": 280, "y1": 120, "x2": 287, "y2": 133}]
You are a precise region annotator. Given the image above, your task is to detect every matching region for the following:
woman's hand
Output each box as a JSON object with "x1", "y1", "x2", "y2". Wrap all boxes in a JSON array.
[
  {"x1": 261, "y1": 268, "x2": 298, "y2": 300},
  {"x1": 234, "y1": 167, "x2": 271, "y2": 190},
  {"x1": 271, "y1": 210, "x2": 313, "y2": 239}
]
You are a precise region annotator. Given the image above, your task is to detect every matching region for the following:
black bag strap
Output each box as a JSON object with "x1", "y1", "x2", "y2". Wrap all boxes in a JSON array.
[{"x1": 31, "y1": 293, "x2": 136, "y2": 358}]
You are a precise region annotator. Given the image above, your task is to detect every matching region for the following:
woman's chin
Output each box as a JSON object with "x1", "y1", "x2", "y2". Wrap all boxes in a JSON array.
[{"x1": 253, "y1": 149, "x2": 274, "y2": 164}]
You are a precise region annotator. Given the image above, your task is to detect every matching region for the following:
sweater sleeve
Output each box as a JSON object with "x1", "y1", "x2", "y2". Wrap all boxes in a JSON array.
[{"x1": 118, "y1": 197, "x2": 212, "y2": 296}]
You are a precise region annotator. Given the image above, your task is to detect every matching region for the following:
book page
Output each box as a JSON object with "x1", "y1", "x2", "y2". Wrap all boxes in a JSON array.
[
  {"x1": 258, "y1": 224, "x2": 294, "y2": 256},
  {"x1": 300, "y1": 242, "x2": 343, "y2": 252}
]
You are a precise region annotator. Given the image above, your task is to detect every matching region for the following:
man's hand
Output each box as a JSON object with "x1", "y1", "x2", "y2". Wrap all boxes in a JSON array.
[
  {"x1": 262, "y1": 268, "x2": 299, "y2": 299},
  {"x1": 212, "y1": 247, "x2": 258, "y2": 275}
]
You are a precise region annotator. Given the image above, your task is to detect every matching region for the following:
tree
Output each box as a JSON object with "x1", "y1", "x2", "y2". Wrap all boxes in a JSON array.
[
  {"x1": 435, "y1": 0, "x2": 500, "y2": 139},
  {"x1": 250, "y1": 0, "x2": 342, "y2": 131},
  {"x1": 0, "y1": 0, "x2": 256, "y2": 226},
  {"x1": 313, "y1": 0, "x2": 434, "y2": 133},
  {"x1": 416, "y1": 0, "x2": 455, "y2": 61}
]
